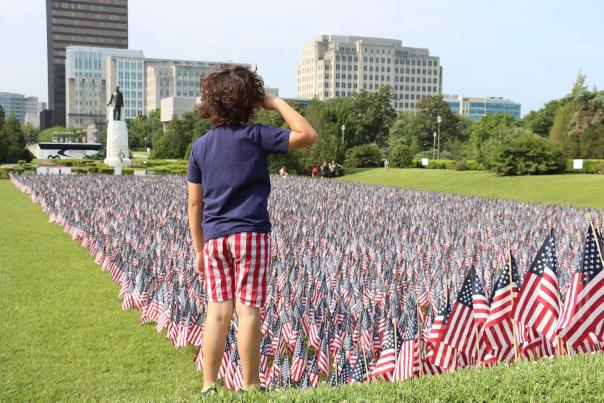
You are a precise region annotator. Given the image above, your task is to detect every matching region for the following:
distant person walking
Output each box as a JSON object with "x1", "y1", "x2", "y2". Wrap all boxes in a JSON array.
[
  {"x1": 311, "y1": 165, "x2": 318, "y2": 178},
  {"x1": 384, "y1": 158, "x2": 390, "y2": 171}
]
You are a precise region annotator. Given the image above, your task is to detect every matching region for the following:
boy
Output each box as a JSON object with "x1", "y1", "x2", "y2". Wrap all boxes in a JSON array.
[{"x1": 187, "y1": 64, "x2": 317, "y2": 394}]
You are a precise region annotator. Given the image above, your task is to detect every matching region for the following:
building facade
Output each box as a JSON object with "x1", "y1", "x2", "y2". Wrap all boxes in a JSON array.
[
  {"x1": 46, "y1": 0, "x2": 128, "y2": 127},
  {"x1": 65, "y1": 46, "x2": 143, "y2": 131},
  {"x1": 444, "y1": 95, "x2": 521, "y2": 121},
  {"x1": 297, "y1": 35, "x2": 442, "y2": 111},
  {"x1": 145, "y1": 59, "x2": 223, "y2": 113},
  {"x1": 0, "y1": 93, "x2": 46, "y2": 126}
]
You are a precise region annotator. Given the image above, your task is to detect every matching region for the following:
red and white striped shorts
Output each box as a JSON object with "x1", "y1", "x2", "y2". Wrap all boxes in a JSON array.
[{"x1": 203, "y1": 232, "x2": 271, "y2": 308}]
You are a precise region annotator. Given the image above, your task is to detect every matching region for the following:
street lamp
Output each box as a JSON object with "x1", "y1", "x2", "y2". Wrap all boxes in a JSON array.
[
  {"x1": 436, "y1": 115, "x2": 442, "y2": 160},
  {"x1": 433, "y1": 132, "x2": 437, "y2": 159},
  {"x1": 341, "y1": 124, "x2": 346, "y2": 146}
]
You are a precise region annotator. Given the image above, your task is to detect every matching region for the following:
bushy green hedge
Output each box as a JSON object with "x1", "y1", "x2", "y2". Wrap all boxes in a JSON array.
[
  {"x1": 566, "y1": 159, "x2": 604, "y2": 174},
  {"x1": 388, "y1": 145, "x2": 414, "y2": 168},
  {"x1": 486, "y1": 133, "x2": 566, "y2": 176},
  {"x1": 345, "y1": 144, "x2": 382, "y2": 168}
]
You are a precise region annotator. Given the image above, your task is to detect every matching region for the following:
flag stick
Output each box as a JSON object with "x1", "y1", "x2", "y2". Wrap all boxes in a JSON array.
[{"x1": 507, "y1": 250, "x2": 520, "y2": 362}]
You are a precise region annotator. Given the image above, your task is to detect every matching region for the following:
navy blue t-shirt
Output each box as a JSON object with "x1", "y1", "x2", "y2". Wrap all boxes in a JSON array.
[{"x1": 188, "y1": 124, "x2": 291, "y2": 241}]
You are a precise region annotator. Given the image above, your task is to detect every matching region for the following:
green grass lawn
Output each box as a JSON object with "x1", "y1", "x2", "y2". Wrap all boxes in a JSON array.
[
  {"x1": 340, "y1": 168, "x2": 604, "y2": 209},
  {"x1": 3, "y1": 178, "x2": 604, "y2": 402}
]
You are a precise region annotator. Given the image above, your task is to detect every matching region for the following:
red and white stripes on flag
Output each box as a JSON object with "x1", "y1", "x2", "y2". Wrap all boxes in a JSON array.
[
  {"x1": 558, "y1": 225, "x2": 604, "y2": 349},
  {"x1": 515, "y1": 234, "x2": 560, "y2": 344},
  {"x1": 393, "y1": 336, "x2": 419, "y2": 381}
]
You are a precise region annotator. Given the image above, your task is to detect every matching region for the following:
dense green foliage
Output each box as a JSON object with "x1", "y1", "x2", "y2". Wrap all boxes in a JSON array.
[
  {"x1": 0, "y1": 114, "x2": 34, "y2": 163},
  {"x1": 345, "y1": 144, "x2": 383, "y2": 168},
  {"x1": 484, "y1": 130, "x2": 566, "y2": 175},
  {"x1": 388, "y1": 144, "x2": 414, "y2": 168}
]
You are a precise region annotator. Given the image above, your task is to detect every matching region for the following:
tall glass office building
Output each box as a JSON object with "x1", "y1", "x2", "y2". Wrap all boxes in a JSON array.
[
  {"x1": 444, "y1": 95, "x2": 521, "y2": 121},
  {"x1": 46, "y1": 0, "x2": 128, "y2": 126}
]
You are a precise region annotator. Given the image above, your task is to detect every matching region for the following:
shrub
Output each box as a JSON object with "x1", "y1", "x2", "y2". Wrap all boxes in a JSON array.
[
  {"x1": 122, "y1": 168, "x2": 135, "y2": 175},
  {"x1": 72, "y1": 167, "x2": 89, "y2": 174},
  {"x1": 345, "y1": 144, "x2": 382, "y2": 168},
  {"x1": 454, "y1": 160, "x2": 468, "y2": 171},
  {"x1": 0, "y1": 168, "x2": 7, "y2": 179},
  {"x1": 487, "y1": 132, "x2": 566, "y2": 176},
  {"x1": 565, "y1": 159, "x2": 604, "y2": 174},
  {"x1": 388, "y1": 145, "x2": 414, "y2": 168}
]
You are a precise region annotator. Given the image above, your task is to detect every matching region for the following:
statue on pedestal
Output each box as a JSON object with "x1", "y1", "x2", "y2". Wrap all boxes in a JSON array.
[
  {"x1": 107, "y1": 86, "x2": 124, "y2": 121},
  {"x1": 104, "y1": 86, "x2": 130, "y2": 167}
]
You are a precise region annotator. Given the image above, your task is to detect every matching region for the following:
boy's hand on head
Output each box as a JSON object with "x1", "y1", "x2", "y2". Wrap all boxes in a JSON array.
[{"x1": 262, "y1": 94, "x2": 279, "y2": 111}]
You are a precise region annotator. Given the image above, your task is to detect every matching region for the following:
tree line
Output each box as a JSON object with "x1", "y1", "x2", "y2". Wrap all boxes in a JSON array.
[{"x1": 2, "y1": 75, "x2": 602, "y2": 174}]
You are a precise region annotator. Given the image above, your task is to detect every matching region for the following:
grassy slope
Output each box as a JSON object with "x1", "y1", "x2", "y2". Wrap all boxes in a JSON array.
[
  {"x1": 0, "y1": 180, "x2": 200, "y2": 401},
  {"x1": 2, "y1": 178, "x2": 604, "y2": 402},
  {"x1": 339, "y1": 168, "x2": 604, "y2": 209}
]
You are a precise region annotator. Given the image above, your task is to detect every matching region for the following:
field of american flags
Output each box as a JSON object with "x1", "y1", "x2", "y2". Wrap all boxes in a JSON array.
[{"x1": 3, "y1": 172, "x2": 604, "y2": 401}]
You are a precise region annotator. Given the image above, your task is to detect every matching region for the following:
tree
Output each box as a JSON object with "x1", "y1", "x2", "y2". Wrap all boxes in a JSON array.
[
  {"x1": 0, "y1": 115, "x2": 26, "y2": 162},
  {"x1": 0, "y1": 105, "x2": 5, "y2": 130},
  {"x1": 127, "y1": 109, "x2": 163, "y2": 149},
  {"x1": 469, "y1": 113, "x2": 517, "y2": 161},
  {"x1": 409, "y1": 95, "x2": 469, "y2": 158},
  {"x1": 521, "y1": 99, "x2": 562, "y2": 137},
  {"x1": 388, "y1": 112, "x2": 420, "y2": 150},
  {"x1": 345, "y1": 87, "x2": 396, "y2": 148},
  {"x1": 301, "y1": 99, "x2": 342, "y2": 166}
]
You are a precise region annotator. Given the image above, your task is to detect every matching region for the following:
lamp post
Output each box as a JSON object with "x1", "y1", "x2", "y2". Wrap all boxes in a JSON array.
[
  {"x1": 341, "y1": 124, "x2": 346, "y2": 146},
  {"x1": 433, "y1": 132, "x2": 437, "y2": 159},
  {"x1": 436, "y1": 115, "x2": 442, "y2": 160}
]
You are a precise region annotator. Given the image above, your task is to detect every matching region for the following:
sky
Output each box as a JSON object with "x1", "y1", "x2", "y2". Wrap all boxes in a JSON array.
[{"x1": 0, "y1": 0, "x2": 603, "y2": 114}]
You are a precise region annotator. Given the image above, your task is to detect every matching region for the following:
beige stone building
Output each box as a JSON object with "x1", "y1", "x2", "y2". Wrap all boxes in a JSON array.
[
  {"x1": 297, "y1": 35, "x2": 442, "y2": 111},
  {"x1": 145, "y1": 60, "x2": 224, "y2": 114}
]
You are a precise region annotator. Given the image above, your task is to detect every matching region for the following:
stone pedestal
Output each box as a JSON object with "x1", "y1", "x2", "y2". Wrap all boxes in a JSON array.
[{"x1": 104, "y1": 120, "x2": 131, "y2": 167}]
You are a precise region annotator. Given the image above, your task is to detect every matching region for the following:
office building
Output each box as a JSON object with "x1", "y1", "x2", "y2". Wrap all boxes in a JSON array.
[
  {"x1": 145, "y1": 59, "x2": 225, "y2": 113},
  {"x1": 65, "y1": 46, "x2": 143, "y2": 131},
  {"x1": 46, "y1": 0, "x2": 128, "y2": 126},
  {"x1": 297, "y1": 35, "x2": 442, "y2": 111},
  {"x1": 0, "y1": 92, "x2": 46, "y2": 126},
  {"x1": 444, "y1": 95, "x2": 521, "y2": 121}
]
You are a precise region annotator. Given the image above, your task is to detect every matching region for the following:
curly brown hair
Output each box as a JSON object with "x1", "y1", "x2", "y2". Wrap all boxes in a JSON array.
[{"x1": 199, "y1": 64, "x2": 265, "y2": 126}]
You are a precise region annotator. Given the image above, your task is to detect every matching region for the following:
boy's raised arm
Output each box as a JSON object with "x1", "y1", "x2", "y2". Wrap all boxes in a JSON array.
[{"x1": 263, "y1": 95, "x2": 318, "y2": 150}]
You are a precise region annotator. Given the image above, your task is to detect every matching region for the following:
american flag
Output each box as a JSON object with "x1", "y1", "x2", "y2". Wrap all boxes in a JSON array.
[
  {"x1": 370, "y1": 322, "x2": 397, "y2": 381},
  {"x1": 440, "y1": 266, "x2": 489, "y2": 360},
  {"x1": 514, "y1": 231, "x2": 560, "y2": 343},
  {"x1": 481, "y1": 252, "x2": 520, "y2": 363},
  {"x1": 393, "y1": 307, "x2": 419, "y2": 381},
  {"x1": 558, "y1": 224, "x2": 604, "y2": 349}
]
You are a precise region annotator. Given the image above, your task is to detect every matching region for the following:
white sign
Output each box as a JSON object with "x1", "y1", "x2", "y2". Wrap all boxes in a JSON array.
[
  {"x1": 573, "y1": 159, "x2": 584, "y2": 170},
  {"x1": 114, "y1": 165, "x2": 122, "y2": 176},
  {"x1": 421, "y1": 158, "x2": 429, "y2": 166}
]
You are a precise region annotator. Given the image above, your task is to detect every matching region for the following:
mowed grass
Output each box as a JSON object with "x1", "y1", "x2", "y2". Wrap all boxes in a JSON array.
[
  {"x1": 2, "y1": 178, "x2": 604, "y2": 402},
  {"x1": 0, "y1": 180, "x2": 201, "y2": 401},
  {"x1": 340, "y1": 168, "x2": 604, "y2": 209}
]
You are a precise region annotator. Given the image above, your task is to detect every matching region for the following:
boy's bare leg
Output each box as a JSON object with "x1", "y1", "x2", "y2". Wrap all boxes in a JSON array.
[
  {"x1": 235, "y1": 300, "x2": 262, "y2": 388},
  {"x1": 203, "y1": 300, "x2": 234, "y2": 389}
]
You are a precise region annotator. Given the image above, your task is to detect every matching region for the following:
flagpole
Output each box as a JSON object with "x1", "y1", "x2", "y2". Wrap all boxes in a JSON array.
[{"x1": 507, "y1": 248, "x2": 520, "y2": 362}]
